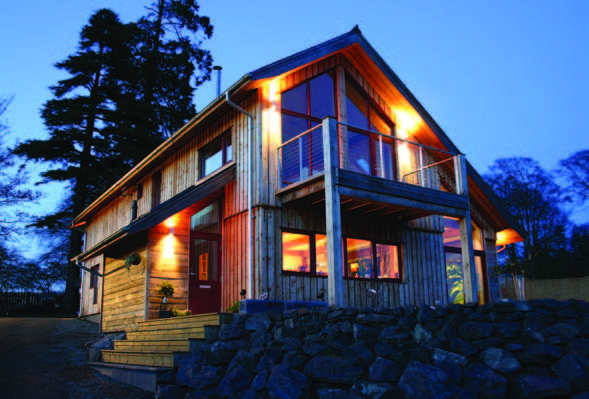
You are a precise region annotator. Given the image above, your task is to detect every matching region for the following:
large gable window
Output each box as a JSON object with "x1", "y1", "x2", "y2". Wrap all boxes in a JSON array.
[
  {"x1": 280, "y1": 71, "x2": 335, "y2": 185},
  {"x1": 201, "y1": 129, "x2": 232, "y2": 178},
  {"x1": 345, "y1": 79, "x2": 396, "y2": 180}
]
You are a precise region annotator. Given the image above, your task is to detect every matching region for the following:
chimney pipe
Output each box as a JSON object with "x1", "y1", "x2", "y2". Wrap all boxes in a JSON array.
[{"x1": 213, "y1": 66, "x2": 222, "y2": 97}]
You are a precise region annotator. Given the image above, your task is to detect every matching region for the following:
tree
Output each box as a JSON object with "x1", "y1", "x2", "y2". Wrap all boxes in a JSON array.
[
  {"x1": 13, "y1": 4, "x2": 213, "y2": 311},
  {"x1": 484, "y1": 157, "x2": 571, "y2": 278},
  {"x1": 559, "y1": 150, "x2": 589, "y2": 204}
]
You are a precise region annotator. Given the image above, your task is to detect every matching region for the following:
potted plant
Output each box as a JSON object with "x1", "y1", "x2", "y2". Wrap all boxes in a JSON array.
[
  {"x1": 158, "y1": 280, "x2": 175, "y2": 318},
  {"x1": 124, "y1": 253, "x2": 142, "y2": 271}
]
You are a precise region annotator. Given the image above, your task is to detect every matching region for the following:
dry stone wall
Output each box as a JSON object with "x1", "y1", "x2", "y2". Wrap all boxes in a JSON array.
[{"x1": 156, "y1": 299, "x2": 589, "y2": 399}]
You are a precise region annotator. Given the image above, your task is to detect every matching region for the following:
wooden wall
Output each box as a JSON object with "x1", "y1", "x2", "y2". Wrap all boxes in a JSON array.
[{"x1": 102, "y1": 247, "x2": 147, "y2": 333}]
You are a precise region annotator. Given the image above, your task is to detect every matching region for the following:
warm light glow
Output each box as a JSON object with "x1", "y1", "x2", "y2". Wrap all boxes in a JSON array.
[
  {"x1": 164, "y1": 216, "x2": 176, "y2": 229},
  {"x1": 394, "y1": 109, "x2": 419, "y2": 134},
  {"x1": 497, "y1": 228, "x2": 525, "y2": 246},
  {"x1": 262, "y1": 79, "x2": 282, "y2": 152}
]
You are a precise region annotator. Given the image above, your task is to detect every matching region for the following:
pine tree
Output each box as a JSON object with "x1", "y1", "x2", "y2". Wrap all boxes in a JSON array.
[{"x1": 13, "y1": 4, "x2": 214, "y2": 311}]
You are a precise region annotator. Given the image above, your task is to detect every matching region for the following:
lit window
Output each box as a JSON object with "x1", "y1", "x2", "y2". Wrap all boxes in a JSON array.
[
  {"x1": 201, "y1": 129, "x2": 232, "y2": 178},
  {"x1": 282, "y1": 231, "x2": 328, "y2": 276},
  {"x1": 345, "y1": 238, "x2": 402, "y2": 280}
]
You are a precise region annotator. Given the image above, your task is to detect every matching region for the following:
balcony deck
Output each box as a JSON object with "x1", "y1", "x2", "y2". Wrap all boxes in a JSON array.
[{"x1": 276, "y1": 119, "x2": 469, "y2": 219}]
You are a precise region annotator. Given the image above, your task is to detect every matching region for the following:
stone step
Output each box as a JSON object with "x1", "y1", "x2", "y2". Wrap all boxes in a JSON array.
[
  {"x1": 102, "y1": 350, "x2": 187, "y2": 368},
  {"x1": 114, "y1": 339, "x2": 190, "y2": 352},
  {"x1": 87, "y1": 362, "x2": 172, "y2": 392}
]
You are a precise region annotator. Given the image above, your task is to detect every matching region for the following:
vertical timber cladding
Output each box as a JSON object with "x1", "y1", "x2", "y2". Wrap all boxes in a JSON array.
[
  {"x1": 101, "y1": 239, "x2": 148, "y2": 333},
  {"x1": 274, "y1": 205, "x2": 450, "y2": 308}
]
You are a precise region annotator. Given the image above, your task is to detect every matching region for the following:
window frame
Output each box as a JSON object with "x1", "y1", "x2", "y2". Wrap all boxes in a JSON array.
[
  {"x1": 200, "y1": 128, "x2": 233, "y2": 179},
  {"x1": 281, "y1": 228, "x2": 328, "y2": 278},
  {"x1": 344, "y1": 76, "x2": 398, "y2": 180},
  {"x1": 90, "y1": 265, "x2": 99, "y2": 304},
  {"x1": 151, "y1": 171, "x2": 162, "y2": 208},
  {"x1": 343, "y1": 236, "x2": 404, "y2": 282}
]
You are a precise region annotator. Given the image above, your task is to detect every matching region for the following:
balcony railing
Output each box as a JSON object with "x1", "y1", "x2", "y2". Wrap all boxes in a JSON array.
[{"x1": 277, "y1": 120, "x2": 460, "y2": 194}]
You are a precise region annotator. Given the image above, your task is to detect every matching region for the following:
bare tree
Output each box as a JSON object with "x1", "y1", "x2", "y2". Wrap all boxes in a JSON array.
[{"x1": 559, "y1": 150, "x2": 589, "y2": 204}]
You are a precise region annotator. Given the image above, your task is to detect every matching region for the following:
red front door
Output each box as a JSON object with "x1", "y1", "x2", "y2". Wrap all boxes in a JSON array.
[{"x1": 189, "y1": 233, "x2": 221, "y2": 314}]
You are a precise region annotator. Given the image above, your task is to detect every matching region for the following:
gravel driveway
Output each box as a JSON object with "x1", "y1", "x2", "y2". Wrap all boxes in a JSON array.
[{"x1": 0, "y1": 317, "x2": 153, "y2": 399}]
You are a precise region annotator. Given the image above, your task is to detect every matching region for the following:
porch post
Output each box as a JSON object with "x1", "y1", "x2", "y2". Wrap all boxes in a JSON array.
[
  {"x1": 323, "y1": 116, "x2": 344, "y2": 308},
  {"x1": 456, "y1": 154, "x2": 477, "y2": 303}
]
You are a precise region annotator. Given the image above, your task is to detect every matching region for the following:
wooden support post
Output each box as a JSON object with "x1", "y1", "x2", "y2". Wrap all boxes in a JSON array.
[
  {"x1": 323, "y1": 116, "x2": 344, "y2": 308},
  {"x1": 456, "y1": 154, "x2": 477, "y2": 303}
]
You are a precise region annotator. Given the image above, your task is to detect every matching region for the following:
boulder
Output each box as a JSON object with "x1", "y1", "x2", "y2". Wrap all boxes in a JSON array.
[
  {"x1": 479, "y1": 347, "x2": 521, "y2": 374},
  {"x1": 417, "y1": 304, "x2": 436, "y2": 323},
  {"x1": 432, "y1": 348, "x2": 468, "y2": 367},
  {"x1": 412, "y1": 323, "x2": 432, "y2": 343},
  {"x1": 368, "y1": 357, "x2": 403, "y2": 382},
  {"x1": 450, "y1": 338, "x2": 478, "y2": 357},
  {"x1": 493, "y1": 321, "x2": 520, "y2": 339},
  {"x1": 304, "y1": 355, "x2": 363, "y2": 384},
  {"x1": 517, "y1": 344, "x2": 561, "y2": 365},
  {"x1": 551, "y1": 354, "x2": 589, "y2": 391},
  {"x1": 267, "y1": 364, "x2": 310, "y2": 399},
  {"x1": 512, "y1": 375, "x2": 571, "y2": 399},
  {"x1": 458, "y1": 321, "x2": 492, "y2": 341},
  {"x1": 351, "y1": 380, "x2": 397, "y2": 399},
  {"x1": 398, "y1": 361, "x2": 457, "y2": 399},
  {"x1": 463, "y1": 362, "x2": 507, "y2": 399},
  {"x1": 216, "y1": 365, "x2": 252, "y2": 397},
  {"x1": 87, "y1": 332, "x2": 125, "y2": 362},
  {"x1": 245, "y1": 312, "x2": 272, "y2": 331},
  {"x1": 155, "y1": 384, "x2": 187, "y2": 399},
  {"x1": 352, "y1": 323, "x2": 378, "y2": 347}
]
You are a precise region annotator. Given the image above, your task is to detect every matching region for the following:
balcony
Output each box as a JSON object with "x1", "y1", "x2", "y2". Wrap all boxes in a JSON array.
[{"x1": 276, "y1": 117, "x2": 469, "y2": 218}]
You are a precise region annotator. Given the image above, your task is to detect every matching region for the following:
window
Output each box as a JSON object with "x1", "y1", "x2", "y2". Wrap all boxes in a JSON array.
[
  {"x1": 90, "y1": 265, "x2": 99, "y2": 304},
  {"x1": 345, "y1": 238, "x2": 402, "y2": 280},
  {"x1": 280, "y1": 71, "x2": 335, "y2": 185},
  {"x1": 443, "y1": 217, "x2": 487, "y2": 304},
  {"x1": 151, "y1": 171, "x2": 161, "y2": 208},
  {"x1": 282, "y1": 231, "x2": 328, "y2": 276},
  {"x1": 201, "y1": 129, "x2": 233, "y2": 178},
  {"x1": 345, "y1": 78, "x2": 396, "y2": 180}
]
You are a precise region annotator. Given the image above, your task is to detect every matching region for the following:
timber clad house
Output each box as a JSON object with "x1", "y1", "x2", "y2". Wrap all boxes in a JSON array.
[{"x1": 74, "y1": 27, "x2": 524, "y2": 334}]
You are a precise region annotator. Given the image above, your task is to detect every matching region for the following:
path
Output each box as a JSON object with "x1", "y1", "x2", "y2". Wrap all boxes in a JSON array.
[{"x1": 0, "y1": 317, "x2": 153, "y2": 399}]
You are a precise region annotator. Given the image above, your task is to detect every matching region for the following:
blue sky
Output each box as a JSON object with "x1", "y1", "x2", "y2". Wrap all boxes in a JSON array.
[{"x1": 1, "y1": 0, "x2": 588, "y2": 249}]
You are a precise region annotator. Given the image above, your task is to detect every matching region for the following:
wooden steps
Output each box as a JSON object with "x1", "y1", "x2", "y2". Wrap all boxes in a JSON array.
[{"x1": 89, "y1": 313, "x2": 233, "y2": 391}]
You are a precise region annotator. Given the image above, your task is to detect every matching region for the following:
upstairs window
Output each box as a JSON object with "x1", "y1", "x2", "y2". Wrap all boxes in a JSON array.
[
  {"x1": 201, "y1": 129, "x2": 233, "y2": 178},
  {"x1": 90, "y1": 265, "x2": 99, "y2": 304},
  {"x1": 151, "y1": 171, "x2": 162, "y2": 208},
  {"x1": 280, "y1": 72, "x2": 335, "y2": 184}
]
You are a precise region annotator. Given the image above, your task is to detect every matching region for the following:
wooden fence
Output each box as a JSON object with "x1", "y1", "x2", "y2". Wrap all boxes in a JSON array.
[
  {"x1": 0, "y1": 292, "x2": 62, "y2": 307},
  {"x1": 500, "y1": 275, "x2": 589, "y2": 302}
]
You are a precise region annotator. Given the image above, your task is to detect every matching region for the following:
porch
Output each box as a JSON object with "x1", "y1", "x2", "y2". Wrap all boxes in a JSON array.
[{"x1": 276, "y1": 117, "x2": 479, "y2": 306}]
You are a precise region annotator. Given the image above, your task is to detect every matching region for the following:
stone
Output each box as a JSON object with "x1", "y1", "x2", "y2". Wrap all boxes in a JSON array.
[
  {"x1": 398, "y1": 361, "x2": 457, "y2": 399},
  {"x1": 155, "y1": 384, "x2": 186, "y2": 399},
  {"x1": 506, "y1": 343, "x2": 524, "y2": 351},
  {"x1": 282, "y1": 350, "x2": 306, "y2": 370},
  {"x1": 467, "y1": 312, "x2": 484, "y2": 321},
  {"x1": 250, "y1": 370, "x2": 268, "y2": 391},
  {"x1": 472, "y1": 337, "x2": 504, "y2": 350},
  {"x1": 245, "y1": 312, "x2": 272, "y2": 331},
  {"x1": 512, "y1": 375, "x2": 571, "y2": 399},
  {"x1": 437, "y1": 322, "x2": 458, "y2": 343},
  {"x1": 339, "y1": 320, "x2": 352, "y2": 334},
  {"x1": 219, "y1": 322, "x2": 245, "y2": 340},
  {"x1": 304, "y1": 321, "x2": 322, "y2": 335},
  {"x1": 177, "y1": 365, "x2": 224, "y2": 390},
  {"x1": 267, "y1": 365, "x2": 310, "y2": 399},
  {"x1": 374, "y1": 342, "x2": 393, "y2": 357},
  {"x1": 87, "y1": 332, "x2": 126, "y2": 362},
  {"x1": 185, "y1": 388, "x2": 216, "y2": 399},
  {"x1": 323, "y1": 323, "x2": 354, "y2": 347},
  {"x1": 572, "y1": 394, "x2": 589, "y2": 399},
  {"x1": 412, "y1": 323, "x2": 432, "y2": 343},
  {"x1": 227, "y1": 348, "x2": 262, "y2": 373},
  {"x1": 209, "y1": 340, "x2": 240, "y2": 365},
  {"x1": 351, "y1": 380, "x2": 396, "y2": 399},
  {"x1": 432, "y1": 348, "x2": 468, "y2": 366},
  {"x1": 422, "y1": 337, "x2": 442, "y2": 352},
  {"x1": 250, "y1": 330, "x2": 272, "y2": 348},
  {"x1": 352, "y1": 323, "x2": 378, "y2": 347},
  {"x1": 356, "y1": 312, "x2": 396, "y2": 324},
  {"x1": 398, "y1": 316, "x2": 417, "y2": 332},
  {"x1": 567, "y1": 338, "x2": 589, "y2": 357},
  {"x1": 349, "y1": 341, "x2": 375, "y2": 365},
  {"x1": 255, "y1": 347, "x2": 282, "y2": 373},
  {"x1": 435, "y1": 360, "x2": 462, "y2": 384},
  {"x1": 523, "y1": 312, "x2": 548, "y2": 332},
  {"x1": 369, "y1": 357, "x2": 403, "y2": 382},
  {"x1": 377, "y1": 325, "x2": 401, "y2": 342},
  {"x1": 551, "y1": 354, "x2": 589, "y2": 391},
  {"x1": 463, "y1": 362, "x2": 507, "y2": 399},
  {"x1": 316, "y1": 389, "x2": 363, "y2": 399},
  {"x1": 479, "y1": 347, "x2": 521, "y2": 374},
  {"x1": 542, "y1": 323, "x2": 580, "y2": 340},
  {"x1": 302, "y1": 342, "x2": 330, "y2": 356},
  {"x1": 274, "y1": 326, "x2": 300, "y2": 340},
  {"x1": 517, "y1": 344, "x2": 561, "y2": 365},
  {"x1": 304, "y1": 355, "x2": 363, "y2": 384},
  {"x1": 417, "y1": 304, "x2": 436, "y2": 323},
  {"x1": 493, "y1": 321, "x2": 520, "y2": 339},
  {"x1": 513, "y1": 300, "x2": 532, "y2": 312},
  {"x1": 216, "y1": 365, "x2": 252, "y2": 397},
  {"x1": 450, "y1": 338, "x2": 478, "y2": 357},
  {"x1": 230, "y1": 390, "x2": 257, "y2": 399},
  {"x1": 458, "y1": 321, "x2": 493, "y2": 341}
]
